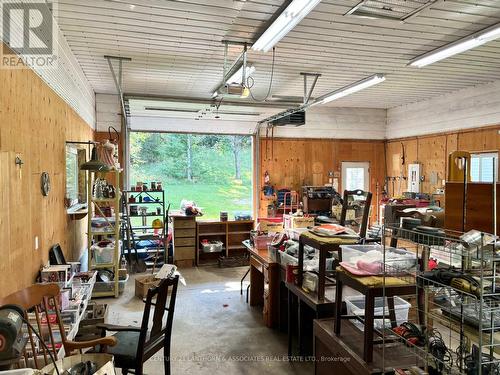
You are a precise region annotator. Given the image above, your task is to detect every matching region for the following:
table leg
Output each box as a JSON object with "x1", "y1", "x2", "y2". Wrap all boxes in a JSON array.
[
  {"x1": 249, "y1": 263, "x2": 264, "y2": 307},
  {"x1": 363, "y1": 290, "x2": 375, "y2": 363},
  {"x1": 318, "y1": 249, "x2": 326, "y2": 301},
  {"x1": 298, "y1": 300, "x2": 304, "y2": 357},
  {"x1": 240, "y1": 267, "x2": 250, "y2": 295},
  {"x1": 387, "y1": 296, "x2": 397, "y2": 328},
  {"x1": 287, "y1": 288, "x2": 293, "y2": 359},
  {"x1": 334, "y1": 278, "x2": 343, "y2": 335},
  {"x1": 298, "y1": 241, "x2": 304, "y2": 287}
]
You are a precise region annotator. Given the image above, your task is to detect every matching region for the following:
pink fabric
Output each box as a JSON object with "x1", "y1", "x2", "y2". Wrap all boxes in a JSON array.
[
  {"x1": 340, "y1": 262, "x2": 378, "y2": 276},
  {"x1": 339, "y1": 261, "x2": 383, "y2": 276},
  {"x1": 357, "y1": 260, "x2": 383, "y2": 274}
]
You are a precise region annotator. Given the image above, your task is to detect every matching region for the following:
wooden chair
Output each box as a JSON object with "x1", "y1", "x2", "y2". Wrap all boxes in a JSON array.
[
  {"x1": 339, "y1": 189, "x2": 373, "y2": 240},
  {"x1": 0, "y1": 283, "x2": 117, "y2": 369},
  {"x1": 98, "y1": 275, "x2": 179, "y2": 375}
]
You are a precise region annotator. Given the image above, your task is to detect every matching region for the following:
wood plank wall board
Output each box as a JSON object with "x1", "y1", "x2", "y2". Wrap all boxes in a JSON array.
[
  {"x1": 258, "y1": 138, "x2": 385, "y2": 220},
  {"x1": 0, "y1": 45, "x2": 94, "y2": 298},
  {"x1": 385, "y1": 125, "x2": 500, "y2": 199}
]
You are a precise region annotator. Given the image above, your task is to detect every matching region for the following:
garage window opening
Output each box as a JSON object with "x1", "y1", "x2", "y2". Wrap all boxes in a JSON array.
[
  {"x1": 129, "y1": 132, "x2": 253, "y2": 219},
  {"x1": 471, "y1": 152, "x2": 498, "y2": 183}
]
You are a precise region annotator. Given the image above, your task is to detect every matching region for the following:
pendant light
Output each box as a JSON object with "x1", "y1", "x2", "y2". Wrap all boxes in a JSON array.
[{"x1": 80, "y1": 145, "x2": 110, "y2": 171}]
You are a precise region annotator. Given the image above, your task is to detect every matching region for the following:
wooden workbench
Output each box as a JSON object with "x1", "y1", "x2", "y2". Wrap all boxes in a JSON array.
[{"x1": 243, "y1": 240, "x2": 281, "y2": 328}]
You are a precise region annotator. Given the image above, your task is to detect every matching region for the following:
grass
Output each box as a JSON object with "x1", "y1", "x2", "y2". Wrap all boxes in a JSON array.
[{"x1": 166, "y1": 182, "x2": 252, "y2": 219}]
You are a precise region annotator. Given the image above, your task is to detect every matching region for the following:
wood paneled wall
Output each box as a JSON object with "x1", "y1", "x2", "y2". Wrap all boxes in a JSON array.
[
  {"x1": 0, "y1": 49, "x2": 94, "y2": 298},
  {"x1": 385, "y1": 125, "x2": 500, "y2": 198},
  {"x1": 258, "y1": 138, "x2": 386, "y2": 219}
]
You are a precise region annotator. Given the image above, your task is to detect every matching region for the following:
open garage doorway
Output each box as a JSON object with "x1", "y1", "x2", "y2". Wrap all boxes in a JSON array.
[{"x1": 129, "y1": 132, "x2": 254, "y2": 219}]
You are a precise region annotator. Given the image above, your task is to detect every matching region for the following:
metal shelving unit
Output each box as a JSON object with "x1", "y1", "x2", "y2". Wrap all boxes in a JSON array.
[
  {"x1": 381, "y1": 225, "x2": 500, "y2": 375},
  {"x1": 87, "y1": 170, "x2": 121, "y2": 298},
  {"x1": 121, "y1": 189, "x2": 167, "y2": 269}
]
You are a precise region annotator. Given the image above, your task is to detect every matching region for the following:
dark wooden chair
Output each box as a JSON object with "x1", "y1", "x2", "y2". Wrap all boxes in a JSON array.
[
  {"x1": 339, "y1": 189, "x2": 373, "y2": 240},
  {"x1": 98, "y1": 275, "x2": 179, "y2": 375}
]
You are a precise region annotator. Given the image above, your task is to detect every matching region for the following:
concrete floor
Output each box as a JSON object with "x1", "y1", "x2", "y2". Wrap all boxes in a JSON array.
[{"x1": 101, "y1": 266, "x2": 312, "y2": 375}]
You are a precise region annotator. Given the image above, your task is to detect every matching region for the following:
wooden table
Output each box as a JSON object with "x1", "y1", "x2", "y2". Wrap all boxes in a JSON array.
[
  {"x1": 287, "y1": 232, "x2": 358, "y2": 357},
  {"x1": 314, "y1": 318, "x2": 421, "y2": 375},
  {"x1": 334, "y1": 268, "x2": 415, "y2": 363},
  {"x1": 287, "y1": 282, "x2": 335, "y2": 357},
  {"x1": 243, "y1": 240, "x2": 281, "y2": 328}
]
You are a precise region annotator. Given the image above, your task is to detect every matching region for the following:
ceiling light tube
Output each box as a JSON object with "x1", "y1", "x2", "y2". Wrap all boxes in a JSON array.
[
  {"x1": 409, "y1": 22, "x2": 500, "y2": 68},
  {"x1": 310, "y1": 74, "x2": 386, "y2": 106},
  {"x1": 252, "y1": 0, "x2": 322, "y2": 52}
]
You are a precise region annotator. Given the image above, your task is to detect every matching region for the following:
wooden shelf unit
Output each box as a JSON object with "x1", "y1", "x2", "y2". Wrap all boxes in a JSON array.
[
  {"x1": 87, "y1": 169, "x2": 121, "y2": 298},
  {"x1": 196, "y1": 220, "x2": 254, "y2": 266}
]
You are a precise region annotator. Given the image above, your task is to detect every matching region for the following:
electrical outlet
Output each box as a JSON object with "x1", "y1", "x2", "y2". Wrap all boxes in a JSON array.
[{"x1": 35, "y1": 236, "x2": 39, "y2": 250}]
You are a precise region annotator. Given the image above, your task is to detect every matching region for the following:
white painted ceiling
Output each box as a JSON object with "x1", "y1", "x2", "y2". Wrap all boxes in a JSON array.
[{"x1": 54, "y1": 0, "x2": 500, "y2": 109}]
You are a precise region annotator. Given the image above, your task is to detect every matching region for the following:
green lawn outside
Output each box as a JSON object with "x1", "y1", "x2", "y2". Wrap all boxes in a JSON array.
[{"x1": 129, "y1": 132, "x2": 253, "y2": 220}]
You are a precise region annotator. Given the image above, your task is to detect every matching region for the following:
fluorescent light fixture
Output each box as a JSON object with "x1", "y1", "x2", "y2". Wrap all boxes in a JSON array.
[
  {"x1": 310, "y1": 74, "x2": 386, "y2": 106},
  {"x1": 252, "y1": 0, "x2": 322, "y2": 52},
  {"x1": 409, "y1": 22, "x2": 500, "y2": 68},
  {"x1": 226, "y1": 65, "x2": 255, "y2": 84}
]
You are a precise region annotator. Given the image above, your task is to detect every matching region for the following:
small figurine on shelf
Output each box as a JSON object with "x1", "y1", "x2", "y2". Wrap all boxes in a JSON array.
[{"x1": 108, "y1": 185, "x2": 116, "y2": 199}]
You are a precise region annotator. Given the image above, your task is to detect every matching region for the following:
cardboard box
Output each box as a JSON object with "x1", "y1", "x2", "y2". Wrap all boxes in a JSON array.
[
  {"x1": 257, "y1": 218, "x2": 283, "y2": 233},
  {"x1": 283, "y1": 215, "x2": 315, "y2": 229},
  {"x1": 135, "y1": 275, "x2": 161, "y2": 299}
]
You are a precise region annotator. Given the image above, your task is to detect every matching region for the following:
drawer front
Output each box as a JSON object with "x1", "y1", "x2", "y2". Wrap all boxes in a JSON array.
[
  {"x1": 173, "y1": 218, "x2": 196, "y2": 229},
  {"x1": 175, "y1": 237, "x2": 196, "y2": 247},
  {"x1": 175, "y1": 228, "x2": 196, "y2": 238},
  {"x1": 175, "y1": 246, "x2": 195, "y2": 260}
]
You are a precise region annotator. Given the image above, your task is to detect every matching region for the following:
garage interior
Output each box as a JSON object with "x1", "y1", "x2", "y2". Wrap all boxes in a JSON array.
[{"x1": 1, "y1": 0, "x2": 500, "y2": 374}]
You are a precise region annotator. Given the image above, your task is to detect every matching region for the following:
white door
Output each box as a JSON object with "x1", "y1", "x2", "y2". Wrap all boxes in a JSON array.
[{"x1": 341, "y1": 162, "x2": 369, "y2": 191}]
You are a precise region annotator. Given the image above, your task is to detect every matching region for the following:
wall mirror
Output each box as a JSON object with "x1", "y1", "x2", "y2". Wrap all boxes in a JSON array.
[{"x1": 65, "y1": 142, "x2": 88, "y2": 212}]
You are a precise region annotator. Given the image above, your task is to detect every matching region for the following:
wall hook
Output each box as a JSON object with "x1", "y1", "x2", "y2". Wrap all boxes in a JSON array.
[{"x1": 15, "y1": 156, "x2": 24, "y2": 166}]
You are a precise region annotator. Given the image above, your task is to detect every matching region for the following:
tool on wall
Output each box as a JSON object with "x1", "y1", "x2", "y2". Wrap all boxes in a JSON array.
[
  {"x1": 15, "y1": 155, "x2": 23, "y2": 178},
  {"x1": 401, "y1": 142, "x2": 406, "y2": 165}
]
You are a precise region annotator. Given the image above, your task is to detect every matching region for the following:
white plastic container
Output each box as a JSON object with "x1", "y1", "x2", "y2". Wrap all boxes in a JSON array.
[
  {"x1": 340, "y1": 244, "x2": 416, "y2": 273},
  {"x1": 345, "y1": 295, "x2": 411, "y2": 331},
  {"x1": 91, "y1": 245, "x2": 115, "y2": 264}
]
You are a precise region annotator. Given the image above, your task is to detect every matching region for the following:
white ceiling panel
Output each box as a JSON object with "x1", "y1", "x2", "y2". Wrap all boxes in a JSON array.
[{"x1": 53, "y1": 0, "x2": 500, "y2": 111}]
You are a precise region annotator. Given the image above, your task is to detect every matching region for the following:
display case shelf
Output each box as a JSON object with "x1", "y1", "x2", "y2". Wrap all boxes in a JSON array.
[{"x1": 381, "y1": 225, "x2": 500, "y2": 375}]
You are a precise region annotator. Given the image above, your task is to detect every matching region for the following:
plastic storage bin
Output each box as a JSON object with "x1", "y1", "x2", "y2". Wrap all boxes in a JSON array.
[
  {"x1": 93, "y1": 274, "x2": 129, "y2": 294},
  {"x1": 91, "y1": 245, "x2": 115, "y2": 264},
  {"x1": 201, "y1": 240, "x2": 223, "y2": 253},
  {"x1": 345, "y1": 295, "x2": 411, "y2": 331},
  {"x1": 340, "y1": 244, "x2": 416, "y2": 273}
]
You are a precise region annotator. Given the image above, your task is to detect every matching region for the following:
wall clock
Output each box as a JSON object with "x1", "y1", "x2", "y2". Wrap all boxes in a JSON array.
[{"x1": 41, "y1": 172, "x2": 50, "y2": 196}]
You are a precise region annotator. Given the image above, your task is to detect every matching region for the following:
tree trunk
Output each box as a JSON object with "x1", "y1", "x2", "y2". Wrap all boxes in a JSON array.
[
  {"x1": 232, "y1": 136, "x2": 241, "y2": 180},
  {"x1": 187, "y1": 134, "x2": 193, "y2": 181}
]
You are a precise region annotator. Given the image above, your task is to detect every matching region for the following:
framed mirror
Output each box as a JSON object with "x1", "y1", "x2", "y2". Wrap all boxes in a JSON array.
[{"x1": 65, "y1": 143, "x2": 88, "y2": 212}]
